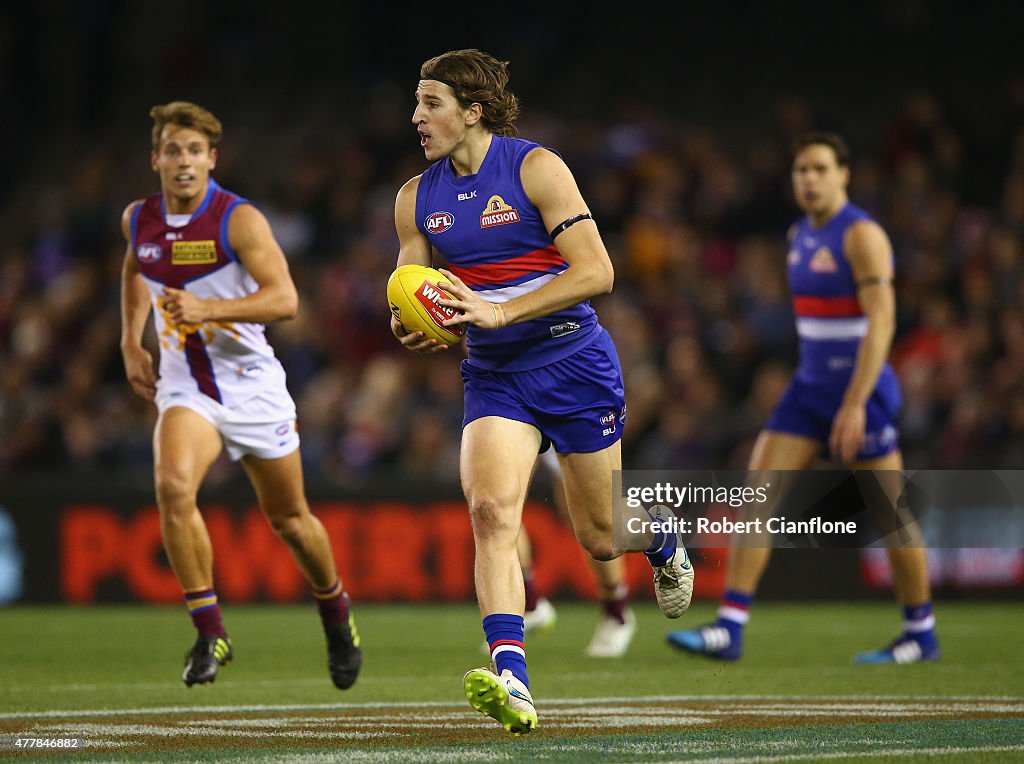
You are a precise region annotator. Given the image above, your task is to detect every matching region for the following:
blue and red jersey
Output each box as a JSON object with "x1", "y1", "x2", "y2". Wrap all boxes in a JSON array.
[
  {"x1": 415, "y1": 136, "x2": 600, "y2": 371},
  {"x1": 769, "y1": 202, "x2": 901, "y2": 457},
  {"x1": 786, "y1": 203, "x2": 892, "y2": 382}
]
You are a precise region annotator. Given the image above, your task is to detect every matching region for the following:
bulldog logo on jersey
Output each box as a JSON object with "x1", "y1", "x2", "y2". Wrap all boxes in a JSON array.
[
  {"x1": 480, "y1": 195, "x2": 521, "y2": 228},
  {"x1": 809, "y1": 246, "x2": 839, "y2": 273},
  {"x1": 138, "y1": 243, "x2": 163, "y2": 263}
]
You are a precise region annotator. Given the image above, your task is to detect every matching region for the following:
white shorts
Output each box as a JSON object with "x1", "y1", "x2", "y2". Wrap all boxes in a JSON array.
[{"x1": 155, "y1": 386, "x2": 300, "y2": 461}]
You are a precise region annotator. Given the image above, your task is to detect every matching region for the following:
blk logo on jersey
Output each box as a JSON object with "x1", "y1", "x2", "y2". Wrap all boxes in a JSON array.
[
  {"x1": 138, "y1": 243, "x2": 163, "y2": 263},
  {"x1": 480, "y1": 195, "x2": 520, "y2": 229},
  {"x1": 171, "y1": 240, "x2": 217, "y2": 265},
  {"x1": 809, "y1": 246, "x2": 838, "y2": 273},
  {"x1": 425, "y1": 211, "x2": 454, "y2": 234}
]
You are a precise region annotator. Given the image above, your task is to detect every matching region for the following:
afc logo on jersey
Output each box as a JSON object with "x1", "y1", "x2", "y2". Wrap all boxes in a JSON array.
[
  {"x1": 480, "y1": 195, "x2": 521, "y2": 229},
  {"x1": 809, "y1": 246, "x2": 839, "y2": 273},
  {"x1": 137, "y1": 243, "x2": 163, "y2": 263},
  {"x1": 425, "y1": 211, "x2": 454, "y2": 234}
]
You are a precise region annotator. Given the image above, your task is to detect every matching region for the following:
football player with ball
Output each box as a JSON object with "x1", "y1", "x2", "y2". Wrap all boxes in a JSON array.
[{"x1": 389, "y1": 49, "x2": 694, "y2": 735}]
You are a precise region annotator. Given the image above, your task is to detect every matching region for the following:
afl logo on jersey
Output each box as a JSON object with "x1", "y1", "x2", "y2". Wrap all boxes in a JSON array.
[
  {"x1": 425, "y1": 211, "x2": 455, "y2": 234},
  {"x1": 809, "y1": 246, "x2": 839, "y2": 273},
  {"x1": 480, "y1": 195, "x2": 521, "y2": 228},
  {"x1": 138, "y1": 243, "x2": 163, "y2": 263}
]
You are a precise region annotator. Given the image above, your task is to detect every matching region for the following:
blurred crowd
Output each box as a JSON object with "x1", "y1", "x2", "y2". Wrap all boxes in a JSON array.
[{"x1": 2, "y1": 78, "x2": 1023, "y2": 486}]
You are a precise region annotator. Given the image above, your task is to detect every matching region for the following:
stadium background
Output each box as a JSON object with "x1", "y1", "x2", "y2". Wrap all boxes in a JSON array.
[{"x1": 1, "y1": 1, "x2": 1023, "y2": 607}]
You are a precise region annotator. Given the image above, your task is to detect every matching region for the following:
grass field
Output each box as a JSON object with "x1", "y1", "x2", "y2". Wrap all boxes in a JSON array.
[{"x1": 1, "y1": 601, "x2": 1022, "y2": 761}]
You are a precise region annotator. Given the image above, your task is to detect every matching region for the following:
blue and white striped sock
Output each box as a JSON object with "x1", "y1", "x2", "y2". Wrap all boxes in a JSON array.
[
  {"x1": 903, "y1": 602, "x2": 936, "y2": 647},
  {"x1": 716, "y1": 589, "x2": 753, "y2": 642},
  {"x1": 643, "y1": 508, "x2": 677, "y2": 567},
  {"x1": 483, "y1": 613, "x2": 529, "y2": 689}
]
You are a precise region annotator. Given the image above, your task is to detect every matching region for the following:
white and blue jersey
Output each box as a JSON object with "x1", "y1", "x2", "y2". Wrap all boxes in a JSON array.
[
  {"x1": 766, "y1": 203, "x2": 901, "y2": 459},
  {"x1": 415, "y1": 136, "x2": 623, "y2": 453}
]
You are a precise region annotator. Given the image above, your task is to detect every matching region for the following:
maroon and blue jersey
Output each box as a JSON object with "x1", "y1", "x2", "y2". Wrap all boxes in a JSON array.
[
  {"x1": 130, "y1": 179, "x2": 287, "y2": 406},
  {"x1": 415, "y1": 136, "x2": 599, "y2": 371}
]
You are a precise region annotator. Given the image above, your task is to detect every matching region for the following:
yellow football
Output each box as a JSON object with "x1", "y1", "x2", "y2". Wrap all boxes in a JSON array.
[{"x1": 387, "y1": 264, "x2": 467, "y2": 346}]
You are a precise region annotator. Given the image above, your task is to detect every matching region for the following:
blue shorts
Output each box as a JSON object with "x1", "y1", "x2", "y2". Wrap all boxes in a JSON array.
[
  {"x1": 765, "y1": 366, "x2": 902, "y2": 460},
  {"x1": 461, "y1": 328, "x2": 626, "y2": 454}
]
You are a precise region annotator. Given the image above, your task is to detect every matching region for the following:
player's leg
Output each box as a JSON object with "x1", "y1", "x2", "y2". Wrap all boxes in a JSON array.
[
  {"x1": 543, "y1": 448, "x2": 633, "y2": 655},
  {"x1": 851, "y1": 450, "x2": 939, "y2": 664},
  {"x1": 462, "y1": 416, "x2": 541, "y2": 734},
  {"x1": 557, "y1": 441, "x2": 694, "y2": 620},
  {"x1": 242, "y1": 448, "x2": 361, "y2": 688},
  {"x1": 517, "y1": 454, "x2": 556, "y2": 633},
  {"x1": 516, "y1": 526, "x2": 557, "y2": 634},
  {"x1": 532, "y1": 328, "x2": 691, "y2": 619},
  {"x1": 668, "y1": 430, "x2": 820, "y2": 660},
  {"x1": 153, "y1": 405, "x2": 232, "y2": 686},
  {"x1": 584, "y1": 555, "x2": 635, "y2": 657}
]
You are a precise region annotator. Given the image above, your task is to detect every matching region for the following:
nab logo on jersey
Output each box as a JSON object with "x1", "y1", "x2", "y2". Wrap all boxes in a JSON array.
[
  {"x1": 138, "y1": 243, "x2": 163, "y2": 263},
  {"x1": 809, "y1": 246, "x2": 839, "y2": 273},
  {"x1": 425, "y1": 211, "x2": 454, "y2": 234},
  {"x1": 480, "y1": 195, "x2": 521, "y2": 229}
]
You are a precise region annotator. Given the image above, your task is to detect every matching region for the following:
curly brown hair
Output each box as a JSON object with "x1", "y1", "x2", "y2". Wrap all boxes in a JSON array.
[
  {"x1": 420, "y1": 49, "x2": 520, "y2": 137},
  {"x1": 149, "y1": 101, "x2": 223, "y2": 150}
]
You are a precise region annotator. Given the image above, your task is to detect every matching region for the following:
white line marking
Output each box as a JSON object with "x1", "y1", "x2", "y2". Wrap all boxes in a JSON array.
[
  {"x1": 662, "y1": 745, "x2": 1024, "y2": 763},
  {"x1": 2, "y1": 695, "x2": 1022, "y2": 721}
]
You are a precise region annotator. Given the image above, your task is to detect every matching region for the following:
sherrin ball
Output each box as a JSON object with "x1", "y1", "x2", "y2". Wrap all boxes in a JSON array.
[{"x1": 386, "y1": 264, "x2": 467, "y2": 346}]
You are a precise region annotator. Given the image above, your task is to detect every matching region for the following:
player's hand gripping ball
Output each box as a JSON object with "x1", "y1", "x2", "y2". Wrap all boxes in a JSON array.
[{"x1": 387, "y1": 264, "x2": 467, "y2": 346}]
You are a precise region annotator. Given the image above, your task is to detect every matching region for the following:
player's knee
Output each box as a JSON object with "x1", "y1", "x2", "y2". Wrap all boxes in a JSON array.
[
  {"x1": 581, "y1": 536, "x2": 615, "y2": 562},
  {"x1": 574, "y1": 520, "x2": 614, "y2": 561},
  {"x1": 467, "y1": 497, "x2": 515, "y2": 541},
  {"x1": 267, "y1": 510, "x2": 306, "y2": 545},
  {"x1": 154, "y1": 468, "x2": 196, "y2": 510}
]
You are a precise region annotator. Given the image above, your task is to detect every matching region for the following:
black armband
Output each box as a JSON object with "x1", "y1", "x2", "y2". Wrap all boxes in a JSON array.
[
  {"x1": 549, "y1": 212, "x2": 594, "y2": 239},
  {"x1": 857, "y1": 276, "x2": 893, "y2": 288}
]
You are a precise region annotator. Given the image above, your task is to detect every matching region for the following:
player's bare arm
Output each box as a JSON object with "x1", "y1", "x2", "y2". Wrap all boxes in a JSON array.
[
  {"x1": 437, "y1": 148, "x2": 613, "y2": 329},
  {"x1": 391, "y1": 175, "x2": 449, "y2": 353},
  {"x1": 830, "y1": 219, "x2": 896, "y2": 463},
  {"x1": 120, "y1": 200, "x2": 157, "y2": 402},
  {"x1": 159, "y1": 204, "x2": 298, "y2": 325}
]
